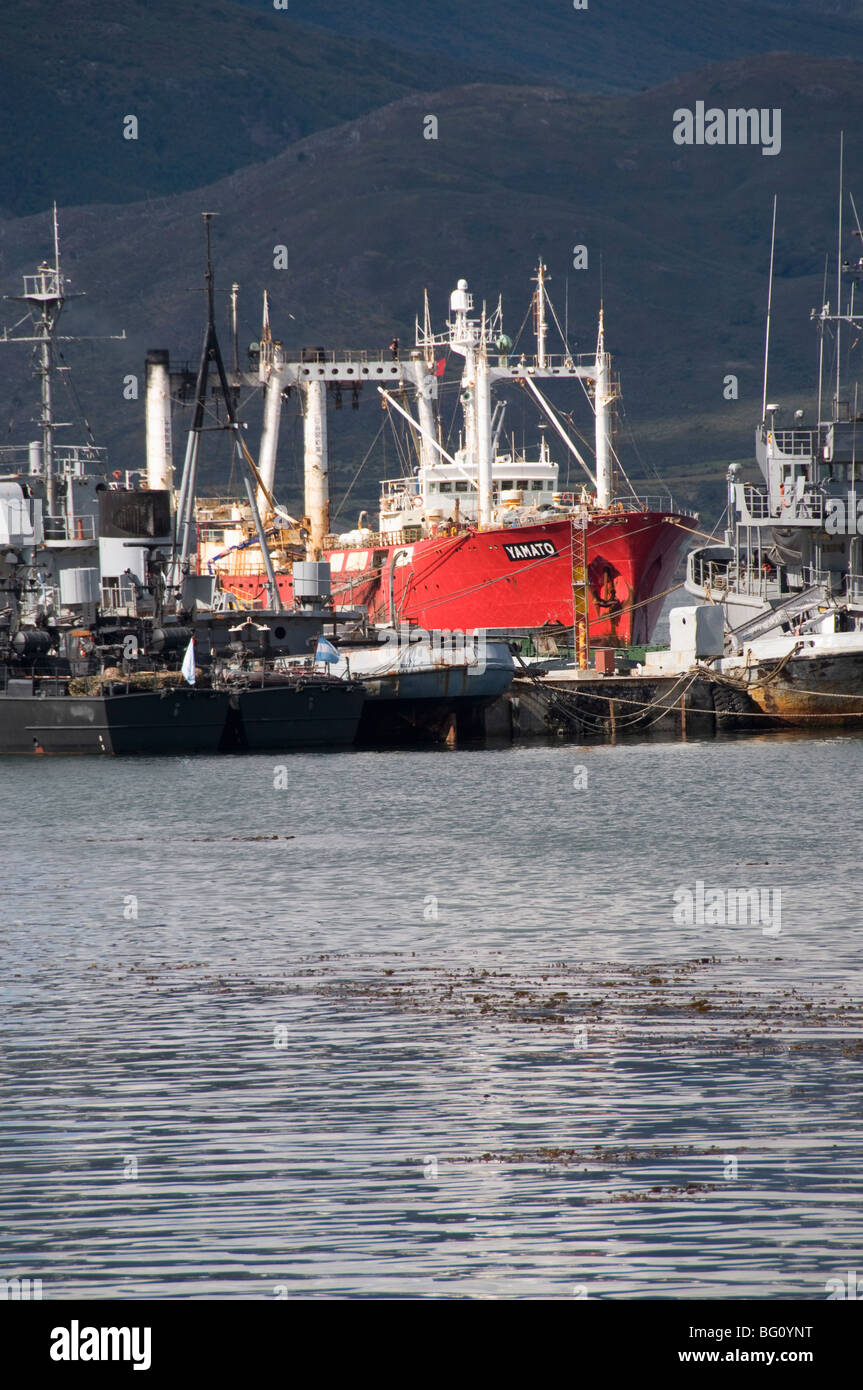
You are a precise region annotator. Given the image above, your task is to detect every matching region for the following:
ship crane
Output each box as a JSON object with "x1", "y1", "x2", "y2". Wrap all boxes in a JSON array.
[{"x1": 247, "y1": 312, "x2": 441, "y2": 559}]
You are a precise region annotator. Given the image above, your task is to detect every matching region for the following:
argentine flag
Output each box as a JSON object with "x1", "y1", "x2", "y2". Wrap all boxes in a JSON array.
[
  {"x1": 181, "y1": 637, "x2": 196, "y2": 685},
  {"x1": 315, "y1": 637, "x2": 340, "y2": 664}
]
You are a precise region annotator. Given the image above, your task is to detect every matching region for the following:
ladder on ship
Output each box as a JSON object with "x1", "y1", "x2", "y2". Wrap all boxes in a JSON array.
[
  {"x1": 571, "y1": 517, "x2": 590, "y2": 668},
  {"x1": 729, "y1": 583, "x2": 831, "y2": 645}
]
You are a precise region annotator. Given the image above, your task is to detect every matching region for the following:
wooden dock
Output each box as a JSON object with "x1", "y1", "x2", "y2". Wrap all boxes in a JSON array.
[{"x1": 480, "y1": 665, "x2": 762, "y2": 742}]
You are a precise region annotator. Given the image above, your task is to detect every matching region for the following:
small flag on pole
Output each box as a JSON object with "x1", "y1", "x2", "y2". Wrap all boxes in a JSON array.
[
  {"x1": 434, "y1": 358, "x2": 446, "y2": 378},
  {"x1": 181, "y1": 637, "x2": 196, "y2": 685},
  {"x1": 315, "y1": 637, "x2": 340, "y2": 664}
]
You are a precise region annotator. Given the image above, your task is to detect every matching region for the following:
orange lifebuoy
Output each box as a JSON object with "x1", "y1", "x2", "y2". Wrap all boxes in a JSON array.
[{"x1": 412, "y1": 496, "x2": 423, "y2": 510}]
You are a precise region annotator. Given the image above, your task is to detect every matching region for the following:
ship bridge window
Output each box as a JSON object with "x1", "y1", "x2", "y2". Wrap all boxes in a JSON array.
[
  {"x1": 439, "y1": 481, "x2": 453, "y2": 493},
  {"x1": 517, "y1": 480, "x2": 531, "y2": 491},
  {"x1": 455, "y1": 480, "x2": 470, "y2": 493}
]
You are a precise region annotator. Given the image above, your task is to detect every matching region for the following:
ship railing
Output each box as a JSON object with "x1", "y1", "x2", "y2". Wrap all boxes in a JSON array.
[
  {"x1": 732, "y1": 570, "x2": 783, "y2": 600},
  {"x1": 495, "y1": 351, "x2": 597, "y2": 373},
  {"x1": 768, "y1": 429, "x2": 820, "y2": 457},
  {"x1": 798, "y1": 492, "x2": 825, "y2": 522},
  {"x1": 380, "y1": 477, "x2": 421, "y2": 498},
  {"x1": 740, "y1": 486, "x2": 771, "y2": 520},
  {"x1": 690, "y1": 554, "x2": 733, "y2": 592},
  {"x1": 622, "y1": 494, "x2": 695, "y2": 517},
  {"x1": 195, "y1": 498, "x2": 250, "y2": 526},
  {"x1": 0, "y1": 444, "x2": 34, "y2": 473},
  {"x1": 100, "y1": 579, "x2": 138, "y2": 615},
  {"x1": 0, "y1": 444, "x2": 108, "y2": 477},
  {"x1": 689, "y1": 552, "x2": 787, "y2": 601},
  {"x1": 44, "y1": 514, "x2": 97, "y2": 542},
  {"x1": 325, "y1": 533, "x2": 397, "y2": 550},
  {"x1": 213, "y1": 549, "x2": 266, "y2": 577},
  {"x1": 737, "y1": 485, "x2": 827, "y2": 525},
  {"x1": 297, "y1": 348, "x2": 407, "y2": 366},
  {"x1": 844, "y1": 573, "x2": 863, "y2": 604},
  {"x1": 54, "y1": 445, "x2": 108, "y2": 476},
  {"x1": 23, "y1": 268, "x2": 61, "y2": 298},
  {"x1": 777, "y1": 492, "x2": 826, "y2": 523}
]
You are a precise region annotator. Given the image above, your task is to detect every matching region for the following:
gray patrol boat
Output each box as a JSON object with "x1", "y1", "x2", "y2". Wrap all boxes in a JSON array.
[{"x1": 685, "y1": 173, "x2": 863, "y2": 724}]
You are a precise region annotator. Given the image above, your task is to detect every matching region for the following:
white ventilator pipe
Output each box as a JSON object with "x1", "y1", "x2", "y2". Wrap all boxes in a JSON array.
[
  {"x1": 304, "y1": 379, "x2": 329, "y2": 558},
  {"x1": 594, "y1": 308, "x2": 613, "y2": 509},
  {"x1": 409, "y1": 358, "x2": 439, "y2": 474},
  {"x1": 475, "y1": 345, "x2": 493, "y2": 527},
  {"x1": 257, "y1": 348, "x2": 284, "y2": 513},
  {"x1": 145, "y1": 350, "x2": 173, "y2": 491}
]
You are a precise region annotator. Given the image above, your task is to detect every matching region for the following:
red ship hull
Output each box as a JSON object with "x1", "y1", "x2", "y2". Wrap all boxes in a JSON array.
[{"x1": 219, "y1": 509, "x2": 693, "y2": 645}]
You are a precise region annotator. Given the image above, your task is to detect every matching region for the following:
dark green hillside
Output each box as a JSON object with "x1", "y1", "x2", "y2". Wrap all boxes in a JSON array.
[
  {"x1": 0, "y1": 0, "x2": 488, "y2": 216},
  {"x1": 279, "y1": 0, "x2": 863, "y2": 93},
  {"x1": 1, "y1": 55, "x2": 860, "y2": 523},
  {"x1": 3, "y1": 1, "x2": 862, "y2": 219}
]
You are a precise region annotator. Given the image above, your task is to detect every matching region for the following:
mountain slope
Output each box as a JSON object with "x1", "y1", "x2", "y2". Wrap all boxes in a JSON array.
[
  {"x1": 279, "y1": 0, "x2": 863, "y2": 92},
  {"x1": 0, "y1": 0, "x2": 489, "y2": 217},
  {"x1": 3, "y1": 1, "x2": 863, "y2": 219},
  {"x1": 0, "y1": 54, "x2": 860, "y2": 522}
]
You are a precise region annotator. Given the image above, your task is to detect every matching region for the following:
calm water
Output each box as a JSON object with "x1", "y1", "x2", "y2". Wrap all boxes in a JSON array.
[{"x1": 1, "y1": 734, "x2": 862, "y2": 1299}]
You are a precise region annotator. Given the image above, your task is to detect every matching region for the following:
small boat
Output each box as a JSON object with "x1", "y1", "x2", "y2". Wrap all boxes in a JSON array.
[
  {"x1": 221, "y1": 670, "x2": 365, "y2": 751},
  {"x1": 0, "y1": 674, "x2": 230, "y2": 756},
  {"x1": 328, "y1": 625, "x2": 514, "y2": 743}
]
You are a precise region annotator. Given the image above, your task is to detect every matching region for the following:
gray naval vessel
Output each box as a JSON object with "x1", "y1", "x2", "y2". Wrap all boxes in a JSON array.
[
  {"x1": 685, "y1": 173, "x2": 863, "y2": 724},
  {"x1": 0, "y1": 214, "x2": 366, "y2": 754}
]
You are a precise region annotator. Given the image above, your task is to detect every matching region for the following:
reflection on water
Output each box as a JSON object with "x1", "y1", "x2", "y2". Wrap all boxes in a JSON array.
[{"x1": 1, "y1": 734, "x2": 862, "y2": 1298}]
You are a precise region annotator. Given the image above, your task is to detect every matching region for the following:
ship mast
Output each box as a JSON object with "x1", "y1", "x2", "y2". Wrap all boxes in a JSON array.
[
  {"x1": 0, "y1": 205, "x2": 124, "y2": 525},
  {"x1": 173, "y1": 213, "x2": 256, "y2": 588},
  {"x1": 594, "y1": 306, "x2": 614, "y2": 509},
  {"x1": 810, "y1": 139, "x2": 863, "y2": 430},
  {"x1": 475, "y1": 303, "x2": 493, "y2": 526},
  {"x1": 836, "y1": 132, "x2": 844, "y2": 414},
  {"x1": 0, "y1": 211, "x2": 67, "y2": 517},
  {"x1": 533, "y1": 260, "x2": 549, "y2": 369},
  {"x1": 447, "y1": 278, "x2": 496, "y2": 526}
]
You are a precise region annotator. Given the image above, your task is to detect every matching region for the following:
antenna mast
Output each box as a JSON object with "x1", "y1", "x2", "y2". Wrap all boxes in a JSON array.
[
  {"x1": 836, "y1": 131, "x2": 845, "y2": 412},
  {"x1": 533, "y1": 260, "x2": 548, "y2": 368},
  {"x1": 762, "y1": 195, "x2": 778, "y2": 422}
]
